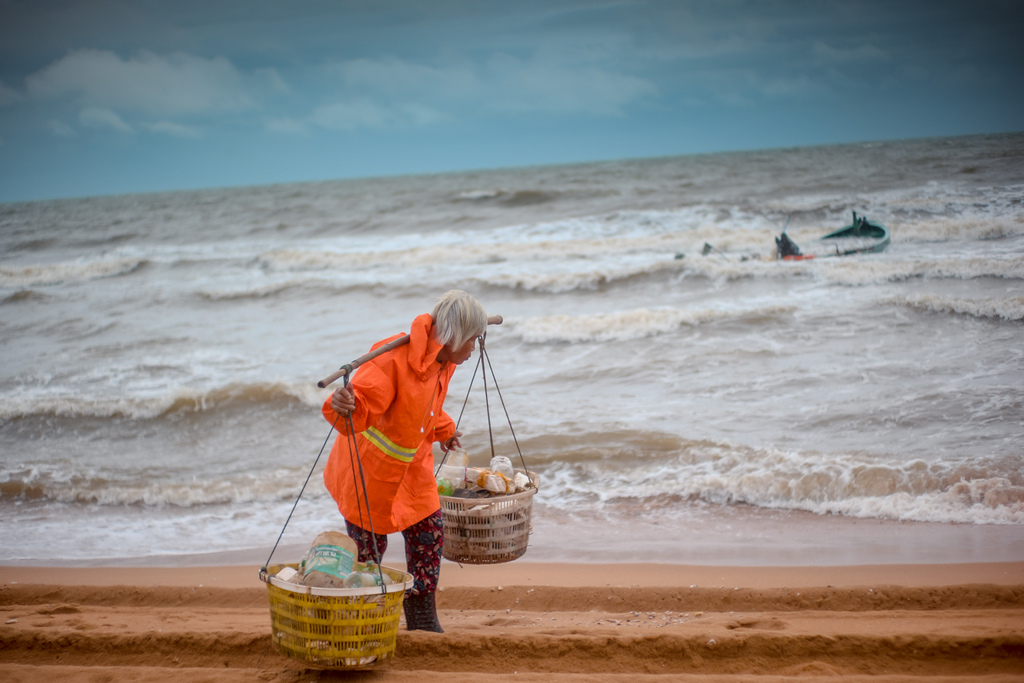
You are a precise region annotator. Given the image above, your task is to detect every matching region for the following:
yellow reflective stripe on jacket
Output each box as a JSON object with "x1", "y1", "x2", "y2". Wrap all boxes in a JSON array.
[{"x1": 362, "y1": 426, "x2": 417, "y2": 463}]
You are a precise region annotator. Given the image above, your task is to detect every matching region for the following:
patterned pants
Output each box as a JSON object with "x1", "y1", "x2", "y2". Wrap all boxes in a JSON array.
[{"x1": 345, "y1": 509, "x2": 443, "y2": 596}]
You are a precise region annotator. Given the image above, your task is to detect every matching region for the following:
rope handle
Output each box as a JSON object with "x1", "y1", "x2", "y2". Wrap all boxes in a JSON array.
[
  {"x1": 435, "y1": 335, "x2": 532, "y2": 479},
  {"x1": 260, "y1": 413, "x2": 338, "y2": 576},
  {"x1": 261, "y1": 374, "x2": 386, "y2": 592}
]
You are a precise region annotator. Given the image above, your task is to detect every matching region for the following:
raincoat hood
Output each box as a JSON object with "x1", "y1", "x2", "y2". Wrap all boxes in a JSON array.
[{"x1": 406, "y1": 313, "x2": 443, "y2": 379}]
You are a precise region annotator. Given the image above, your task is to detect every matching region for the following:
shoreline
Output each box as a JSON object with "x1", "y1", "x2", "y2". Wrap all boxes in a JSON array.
[
  {"x1": 6, "y1": 501, "x2": 1024, "y2": 569},
  {"x1": 2, "y1": 560, "x2": 1024, "y2": 589}
]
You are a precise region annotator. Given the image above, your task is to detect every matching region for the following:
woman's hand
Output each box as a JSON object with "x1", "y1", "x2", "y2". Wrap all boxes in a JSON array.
[
  {"x1": 330, "y1": 385, "x2": 356, "y2": 416},
  {"x1": 440, "y1": 430, "x2": 463, "y2": 453}
]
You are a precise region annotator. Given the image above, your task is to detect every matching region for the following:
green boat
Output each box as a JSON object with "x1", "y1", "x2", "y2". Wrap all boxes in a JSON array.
[
  {"x1": 819, "y1": 211, "x2": 890, "y2": 255},
  {"x1": 776, "y1": 211, "x2": 890, "y2": 260}
]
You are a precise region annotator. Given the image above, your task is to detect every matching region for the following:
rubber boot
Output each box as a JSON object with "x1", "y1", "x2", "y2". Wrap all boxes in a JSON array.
[{"x1": 403, "y1": 591, "x2": 444, "y2": 633}]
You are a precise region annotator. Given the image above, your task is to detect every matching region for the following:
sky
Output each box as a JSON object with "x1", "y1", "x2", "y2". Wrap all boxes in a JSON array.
[{"x1": 0, "y1": 0, "x2": 1022, "y2": 203}]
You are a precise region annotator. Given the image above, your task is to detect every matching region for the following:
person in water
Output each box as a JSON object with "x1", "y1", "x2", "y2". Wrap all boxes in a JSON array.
[{"x1": 321, "y1": 289, "x2": 487, "y2": 632}]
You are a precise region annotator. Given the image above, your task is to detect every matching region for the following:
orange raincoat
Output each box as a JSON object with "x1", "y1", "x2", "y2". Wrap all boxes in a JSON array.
[{"x1": 322, "y1": 314, "x2": 457, "y2": 534}]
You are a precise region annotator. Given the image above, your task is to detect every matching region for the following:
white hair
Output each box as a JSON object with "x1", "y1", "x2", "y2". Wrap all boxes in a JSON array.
[{"x1": 431, "y1": 290, "x2": 487, "y2": 347}]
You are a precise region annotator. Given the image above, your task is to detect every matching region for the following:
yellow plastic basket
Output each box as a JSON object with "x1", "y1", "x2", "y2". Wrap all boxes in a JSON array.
[{"x1": 260, "y1": 562, "x2": 414, "y2": 669}]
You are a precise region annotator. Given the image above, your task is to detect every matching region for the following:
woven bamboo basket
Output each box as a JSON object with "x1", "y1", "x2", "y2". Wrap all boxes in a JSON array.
[
  {"x1": 260, "y1": 562, "x2": 414, "y2": 669},
  {"x1": 440, "y1": 470, "x2": 539, "y2": 564}
]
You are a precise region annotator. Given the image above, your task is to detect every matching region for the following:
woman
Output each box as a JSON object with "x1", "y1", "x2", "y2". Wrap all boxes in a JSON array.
[{"x1": 321, "y1": 290, "x2": 488, "y2": 632}]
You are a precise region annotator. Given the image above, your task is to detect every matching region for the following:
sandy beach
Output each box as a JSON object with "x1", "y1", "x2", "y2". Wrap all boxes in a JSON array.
[{"x1": 2, "y1": 560, "x2": 1022, "y2": 682}]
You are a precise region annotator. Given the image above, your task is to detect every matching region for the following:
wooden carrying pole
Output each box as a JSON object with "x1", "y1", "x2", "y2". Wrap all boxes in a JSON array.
[{"x1": 317, "y1": 314, "x2": 503, "y2": 388}]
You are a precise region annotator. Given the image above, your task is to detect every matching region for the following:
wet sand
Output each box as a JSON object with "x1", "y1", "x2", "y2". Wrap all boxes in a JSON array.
[{"x1": 2, "y1": 561, "x2": 1023, "y2": 681}]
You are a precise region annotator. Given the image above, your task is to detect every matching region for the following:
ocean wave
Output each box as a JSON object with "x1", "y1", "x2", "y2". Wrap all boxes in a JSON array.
[
  {"x1": 196, "y1": 278, "x2": 402, "y2": 301},
  {"x1": 1, "y1": 289, "x2": 47, "y2": 304},
  {"x1": 454, "y1": 188, "x2": 503, "y2": 201},
  {"x1": 888, "y1": 215, "x2": 1024, "y2": 242},
  {"x1": 259, "y1": 248, "x2": 371, "y2": 271},
  {"x1": 469, "y1": 259, "x2": 686, "y2": 294},
  {"x1": 0, "y1": 465, "x2": 327, "y2": 507},
  {"x1": 0, "y1": 380, "x2": 328, "y2": 420},
  {"x1": 693, "y1": 253, "x2": 1024, "y2": 286},
  {"x1": 818, "y1": 255, "x2": 1024, "y2": 285},
  {"x1": 536, "y1": 439, "x2": 1024, "y2": 525},
  {"x1": 680, "y1": 247, "x2": 1024, "y2": 286},
  {"x1": 250, "y1": 221, "x2": 799, "y2": 295},
  {"x1": 883, "y1": 294, "x2": 1024, "y2": 322},
  {"x1": 256, "y1": 234, "x2": 702, "y2": 294},
  {"x1": 811, "y1": 477, "x2": 1024, "y2": 524},
  {"x1": 678, "y1": 254, "x2": 791, "y2": 281},
  {"x1": 508, "y1": 305, "x2": 796, "y2": 343},
  {"x1": 450, "y1": 185, "x2": 598, "y2": 206},
  {"x1": 0, "y1": 257, "x2": 146, "y2": 287},
  {"x1": 260, "y1": 243, "x2": 553, "y2": 272},
  {"x1": 195, "y1": 278, "x2": 337, "y2": 301},
  {"x1": 260, "y1": 232, "x2": 694, "y2": 271},
  {"x1": 451, "y1": 187, "x2": 574, "y2": 207}
]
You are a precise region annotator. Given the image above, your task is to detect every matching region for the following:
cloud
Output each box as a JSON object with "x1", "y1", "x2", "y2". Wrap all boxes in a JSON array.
[
  {"x1": 25, "y1": 49, "x2": 253, "y2": 114},
  {"x1": 671, "y1": 65, "x2": 818, "y2": 108},
  {"x1": 144, "y1": 121, "x2": 202, "y2": 138},
  {"x1": 78, "y1": 106, "x2": 133, "y2": 133},
  {"x1": 813, "y1": 41, "x2": 888, "y2": 64},
  {"x1": 0, "y1": 79, "x2": 23, "y2": 107},
  {"x1": 333, "y1": 58, "x2": 477, "y2": 100},
  {"x1": 47, "y1": 120, "x2": 77, "y2": 137},
  {"x1": 309, "y1": 100, "x2": 390, "y2": 130},
  {"x1": 402, "y1": 103, "x2": 448, "y2": 126},
  {"x1": 482, "y1": 53, "x2": 657, "y2": 116},
  {"x1": 309, "y1": 98, "x2": 447, "y2": 130},
  {"x1": 304, "y1": 51, "x2": 657, "y2": 131},
  {"x1": 266, "y1": 117, "x2": 308, "y2": 135},
  {"x1": 255, "y1": 67, "x2": 290, "y2": 95}
]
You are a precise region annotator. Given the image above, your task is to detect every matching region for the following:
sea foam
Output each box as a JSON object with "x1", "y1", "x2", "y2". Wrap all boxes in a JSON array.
[
  {"x1": 510, "y1": 305, "x2": 797, "y2": 343},
  {"x1": 884, "y1": 294, "x2": 1024, "y2": 322},
  {"x1": 0, "y1": 257, "x2": 145, "y2": 287},
  {"x1": 537, "y1": 442, "x2": 1024, "y2": 525}
]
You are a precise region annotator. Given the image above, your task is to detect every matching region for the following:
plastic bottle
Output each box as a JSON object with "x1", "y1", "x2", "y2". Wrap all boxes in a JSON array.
[
  {"x1": 360, "y1": 563, "x2": 393, "y2": 585},
  {"x1": 447, "y1": 448, "x2": 470, "y2": 468},
  {"x1": 343, "y1": 572, "x2": 380, "y2": 588},
  {"x1": 489, "y1": 455, "x2": 514, "y2": 479},
  {"x1": 437, "y1": 478, "x2": 454, "y2": 496},
  {"x1": 437, "y1": 448, "x2": 469, "y2": 494}
]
